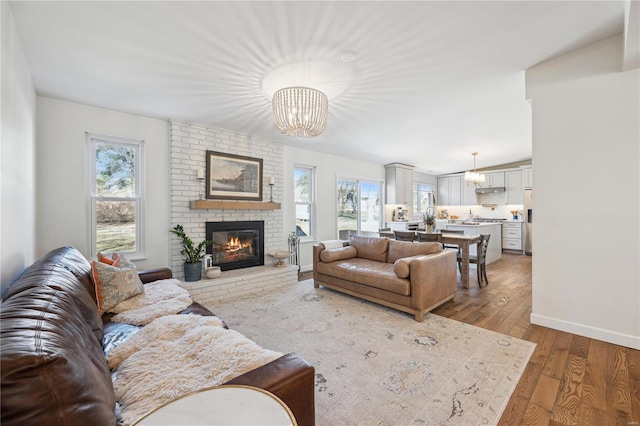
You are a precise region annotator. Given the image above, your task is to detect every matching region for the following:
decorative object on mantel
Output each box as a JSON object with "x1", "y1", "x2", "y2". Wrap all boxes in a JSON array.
[
  {"x1": 464, "y1": 152, "x2": 486, "y2": 187},
  {"x1": 189, "y1": 200, "x2": 281, "y2": 210},
  {"x1": 272, "y1": 87, "x2": 328, "y2": 137},
  {"x1": 268, "y1": 176, "x2": 275, "y2": 203},
  {"x1": 170, "y1": 224, "x2": 212, "y2": 282},
  {"x1": 205, "y1": 150, "x2": 263, "y2": 201},
  {"x1": 267, "y1": 251, "x2": 294, "y2": 267},
  {"x1": 196, "y1": 167, "x2": 205, "y2": 199}
]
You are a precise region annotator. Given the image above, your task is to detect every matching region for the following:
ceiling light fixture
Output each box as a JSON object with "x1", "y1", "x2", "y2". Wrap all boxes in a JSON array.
[
  {"x1": 272, "y1": 87, "x2": 328, "y2": 138},
  {"x1": 464, "y1": 152, "x2": 486, "y2": 186}
]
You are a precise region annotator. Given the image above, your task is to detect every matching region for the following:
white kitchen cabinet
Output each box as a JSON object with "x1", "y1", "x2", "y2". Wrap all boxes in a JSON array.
[
  {"x1": 522, "y1": 166, "x2": 533, "y2": 189},
  {"x1": 461, "y1": 179, "x2": 477, "y2": 206},
  {"x1": 437, "y1": 175, "x2": 462, "y2": 206},
  {"x1": 385, "y1": 163, "x2": 414, "y2": 212},
  {"x1": 505, "y1": 170, "x2": 524, "y2": 204},
  {"x1": 502, "y1": 222, "x2": 523, "y2": 253},
  {"x1": 483, "y1": 172, "x2": 505, "y2": 188}
]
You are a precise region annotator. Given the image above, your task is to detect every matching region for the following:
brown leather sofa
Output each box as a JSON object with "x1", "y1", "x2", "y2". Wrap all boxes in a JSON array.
[
  {"x1": 1, "y1": 246, "x2": 315, "y2": 426},
  {"x1": 313, "y1": 235, "x2": 457, "y2": 321}
]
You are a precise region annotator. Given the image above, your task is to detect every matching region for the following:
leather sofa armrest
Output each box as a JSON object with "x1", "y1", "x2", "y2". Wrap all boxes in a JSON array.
[
  {"x1": 224, "y1": 353, "x2": 315, "y2": 426},
  {"x1": 138, "y1": 267, "x2": 172, "y2": 283},
  {"x1": 409, "y1": 250, "x2": 457, "y2": 310}
]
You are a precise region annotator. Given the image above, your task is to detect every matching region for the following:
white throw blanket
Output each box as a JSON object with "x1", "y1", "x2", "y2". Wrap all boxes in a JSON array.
[
  {"x1": 109, "y1": 279, "x2": 193, "y2": 326},
  {"x1": 107, "y1": 315, "x2": 283, "y2": 426}
]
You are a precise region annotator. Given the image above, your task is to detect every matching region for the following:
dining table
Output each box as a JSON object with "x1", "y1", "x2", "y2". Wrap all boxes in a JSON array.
[{"x1": 439, "y1": 232, "x2": 482, "y2": 289}]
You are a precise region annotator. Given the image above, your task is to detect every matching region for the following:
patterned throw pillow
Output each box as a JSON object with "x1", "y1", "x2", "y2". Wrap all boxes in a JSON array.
[{"x1": 91, "y1": 254, "x2": 144, "y2": 314}]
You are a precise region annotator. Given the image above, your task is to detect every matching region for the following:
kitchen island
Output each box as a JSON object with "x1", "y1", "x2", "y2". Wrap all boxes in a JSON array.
[{"x1": 443, "y1": 222, "x2": 502, "y2": 264}]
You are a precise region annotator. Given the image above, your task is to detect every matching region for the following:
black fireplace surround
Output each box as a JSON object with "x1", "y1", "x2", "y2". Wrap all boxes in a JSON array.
[{"x1": 205, "y1": 221, "x2": 264, "y2": 271}]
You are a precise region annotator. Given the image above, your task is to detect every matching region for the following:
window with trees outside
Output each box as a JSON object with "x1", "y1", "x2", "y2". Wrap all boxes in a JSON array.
[
  {"x1": 294, "y1": 165, "x2": 315, "y2": 241},
  {"x1": 337, "y1": 178, "x2": 382, "y2": 240},
  {"x1": 87, "y1": 133, "x2": 144, "y2": 258},
  {"x1": 414, "y1": 182, "x2": 435, "y2": 216}
]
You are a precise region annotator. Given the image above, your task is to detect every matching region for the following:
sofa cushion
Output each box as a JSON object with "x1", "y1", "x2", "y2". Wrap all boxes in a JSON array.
[
  {"x1": 393, "y1": 255, "x2": 431, "y2": 278},
  {"x1": 348, "y1": 235, "x2": 389, "y2": 262},
  {"x1": 315, "y1": 258, "x2": 410, "y2": 296},
  {"x1": 320, "y1": 246, "x2": 357, "y2": 263},
  {"x1": 91, "y1": 255, "x2": 145, "y2": 314},
  {"x1": 387, "y1": 240, "x2": 441, "y2": 263}
]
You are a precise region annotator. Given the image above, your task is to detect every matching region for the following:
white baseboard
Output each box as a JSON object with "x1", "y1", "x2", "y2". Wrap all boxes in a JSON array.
[{"x1": 530, "y1": 313, "x2": 640, "y2": 350}]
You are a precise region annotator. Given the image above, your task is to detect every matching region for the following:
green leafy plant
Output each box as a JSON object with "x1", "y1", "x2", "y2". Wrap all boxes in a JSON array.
[
  {"x1": 423, "y1": 211, "x2": 436, "y2": 227},
  {"x1": 170, "y1": 224, "x2": 211, "y2": 263}
]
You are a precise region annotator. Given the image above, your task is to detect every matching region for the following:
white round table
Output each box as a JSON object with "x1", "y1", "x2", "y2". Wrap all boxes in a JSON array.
[{"x1": 133, "y1": 385, "x2": 297, "y2": 426}]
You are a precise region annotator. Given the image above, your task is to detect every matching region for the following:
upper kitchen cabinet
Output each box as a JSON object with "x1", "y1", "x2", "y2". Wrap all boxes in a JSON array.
[
  {"x1": 437, "y1": 175, "x2": 462, "y2": 206},
  {"x1": 505, "y1": 170, "x2": 524, "y2": 204},
  {"x1": 385, "y1": 163, "x2": 414, "y2": 212},
  {"x1": 483, "y1": 171, "x2": 505, "y2": 188},
  {"x1": 462, "y1": 180, "x2": 478, "y2": 206},
  {"x1": 521, "y1": 166, "x2": 533, "y2": 189}
]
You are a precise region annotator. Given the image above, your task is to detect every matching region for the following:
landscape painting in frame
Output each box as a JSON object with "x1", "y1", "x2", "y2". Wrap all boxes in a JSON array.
[{"x1": 206, "y1": 151, "x2": 263, "y2": 200}]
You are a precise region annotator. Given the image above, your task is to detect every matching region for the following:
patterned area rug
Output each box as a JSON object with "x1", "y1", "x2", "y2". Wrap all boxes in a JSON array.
[{"x1": 210, "y1": 280, "x2": 536, "y2": 426}]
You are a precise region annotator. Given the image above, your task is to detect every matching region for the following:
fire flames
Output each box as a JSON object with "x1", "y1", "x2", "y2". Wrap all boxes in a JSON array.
[{"x1": 224, "y1": 236, "x2": 253, "y2": 257}]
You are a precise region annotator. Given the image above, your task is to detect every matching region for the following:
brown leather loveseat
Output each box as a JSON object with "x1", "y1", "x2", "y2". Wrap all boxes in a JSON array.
[
  {"x1": 1, "y1": 246, "x2": 315, "y2": 425},
  {"x1": 313, "y1": 235, "x2": 457, "y2": 321}
]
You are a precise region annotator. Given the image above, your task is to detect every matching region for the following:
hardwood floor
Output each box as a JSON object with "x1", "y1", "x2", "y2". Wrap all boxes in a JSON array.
[{"x1": 300, "y1": 253, "x2": 640, "y2": 425}]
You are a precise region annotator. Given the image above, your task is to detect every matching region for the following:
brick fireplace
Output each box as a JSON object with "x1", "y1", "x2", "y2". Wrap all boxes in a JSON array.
[{"x1": 169, "y1": 121, "x2": 295, "y2": 304}]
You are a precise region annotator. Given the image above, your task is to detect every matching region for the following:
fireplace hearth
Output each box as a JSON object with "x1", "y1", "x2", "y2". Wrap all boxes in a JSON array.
[{"x1": 205, "y1": 221, "x2": 264, "y2": 271}]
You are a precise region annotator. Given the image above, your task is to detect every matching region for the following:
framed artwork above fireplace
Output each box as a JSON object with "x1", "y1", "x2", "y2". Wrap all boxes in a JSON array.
[{"x1": 205, "y1": 151, "x2": 263, "y2": 201}]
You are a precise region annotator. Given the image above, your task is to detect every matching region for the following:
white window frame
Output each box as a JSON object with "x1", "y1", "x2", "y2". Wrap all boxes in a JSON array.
[
  {"x1": 413, "y1": 182, "x2": 435, "y2": 215},
  {"x1": 293, "y1": 164, "x2": 316, "y2": 242},
  {"x1": 86, "y1": 133, "x2": 146, "y2": 259}
]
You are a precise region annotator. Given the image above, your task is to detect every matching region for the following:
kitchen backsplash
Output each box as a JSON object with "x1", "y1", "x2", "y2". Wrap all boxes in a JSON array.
[{"x1": 437, "y1": 204, "x2": 524, "y2": 221}]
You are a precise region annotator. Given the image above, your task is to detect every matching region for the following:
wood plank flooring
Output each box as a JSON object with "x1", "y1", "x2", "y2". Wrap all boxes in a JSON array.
[{"x1": 300, "y1": 253, "x2": 640, "y2": 425}]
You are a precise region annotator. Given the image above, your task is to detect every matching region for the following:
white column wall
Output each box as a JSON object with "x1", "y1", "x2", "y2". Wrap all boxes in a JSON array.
[
  {"x1": 1, "y1": 2, "x2": 37, "y2": 290},
  {"x1": 526, "y1": 35, "x2": 640, "y2": 349},
  {"x1": 35, "y1": 97, "x2": 170, "y2": 270}
]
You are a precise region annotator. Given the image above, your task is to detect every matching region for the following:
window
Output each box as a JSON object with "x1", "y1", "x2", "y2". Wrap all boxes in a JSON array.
[
  {"x1": 294, "y1": 165, "x2": 315, "y2": 241},
  {"x1": 337, "y1": 178, "x2": 382, "y2": 239},
  {"x1": 87, "y1": 133, "x2": 145, "y2": 258},
  {"x1": 413, "y1": 182, "x2": 435, "y2": 216}
]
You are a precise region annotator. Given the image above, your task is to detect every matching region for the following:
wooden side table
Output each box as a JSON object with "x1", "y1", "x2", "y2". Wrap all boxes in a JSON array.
[{"x1": 133, "y1": 385, "x2": 297, "y2": 426}]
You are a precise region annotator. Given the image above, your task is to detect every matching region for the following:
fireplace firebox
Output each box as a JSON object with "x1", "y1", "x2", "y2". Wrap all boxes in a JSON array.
[{"x1": 205, "y1": 221, "x2": 264, "y2": 271}]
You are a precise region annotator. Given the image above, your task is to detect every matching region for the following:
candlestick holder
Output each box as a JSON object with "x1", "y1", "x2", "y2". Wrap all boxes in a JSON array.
[{"x1": 269, "y1": 183, "x2": 274, "y2": 203}]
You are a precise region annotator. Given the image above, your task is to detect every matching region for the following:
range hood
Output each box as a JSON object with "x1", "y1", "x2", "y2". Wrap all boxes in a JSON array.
[{"x1": 475, "y1": 186, "x2": 505, "y2": 194}]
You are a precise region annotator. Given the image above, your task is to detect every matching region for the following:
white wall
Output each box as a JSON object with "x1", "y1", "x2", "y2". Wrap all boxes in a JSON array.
[
  {"x1": 526, "y1": 35, "x2": 640, "y2": 349},
  {"x1": 1, "y1": 2, "x2": 37, "y2": 289},
  {"x1": 35, "y1": 97, "x2": 170, "y2": 270},
  {"x1": 283, "y1": 146, "x2": 385, "y2": 271}
]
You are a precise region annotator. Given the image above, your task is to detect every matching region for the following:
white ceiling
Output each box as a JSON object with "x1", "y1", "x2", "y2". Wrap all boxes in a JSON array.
[{"x1": 9, "y1": 1, "x2": 630, "y2": 175}]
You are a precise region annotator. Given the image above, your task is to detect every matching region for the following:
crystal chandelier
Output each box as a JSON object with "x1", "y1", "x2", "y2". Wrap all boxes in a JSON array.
[
  {"x1": 272, "y1": 87, "x2": 328, "y2": 138},
  {"x1": 464, "y1": 152, "x2": 486, "y2": 186}
]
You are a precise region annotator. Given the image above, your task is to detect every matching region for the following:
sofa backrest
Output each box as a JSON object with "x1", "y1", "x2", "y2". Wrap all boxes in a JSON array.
[
  {"x1": 348, "y1": 235, "x2": 389, "y2": 262},
  {"x1": 1, "y1": 247, "x2": 116, "y2": 426},
  {"x1": 387, "y1": 240, "x2": 442, "y2": 263}
]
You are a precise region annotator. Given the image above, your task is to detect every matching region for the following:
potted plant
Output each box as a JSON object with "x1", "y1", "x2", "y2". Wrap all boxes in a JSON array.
[
  {"x1": 170, "y1": 224, "x2": 212, "y2": 282},
  {"x1": 423, "y1": 209, "x2": 436, "y2": 233}
]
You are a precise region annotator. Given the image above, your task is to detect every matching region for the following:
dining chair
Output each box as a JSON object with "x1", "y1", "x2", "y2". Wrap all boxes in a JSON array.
[
  {"x1": 394, "y1": 230, "x2": 416, "y2": 241},
  {"x1": 379, "y1": 230, "x2": 395, "y2": 238},
  {"x1": 441, "y1": 229, "x2": 464, "y2": 253},
  {"x1": 416, "y1": 232, "x2": 442, "y2": 243},
  {"x1": 457, "y1": 234, "x2": 491, "y2": 287}
]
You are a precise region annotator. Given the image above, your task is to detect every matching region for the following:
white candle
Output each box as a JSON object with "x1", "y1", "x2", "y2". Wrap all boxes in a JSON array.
[
  {"x1": 269, "y1": 176, "x2": 275, "y2": 185},
  {"x1": 197, "y1": 168, "x2": 205, "y2": 180}
]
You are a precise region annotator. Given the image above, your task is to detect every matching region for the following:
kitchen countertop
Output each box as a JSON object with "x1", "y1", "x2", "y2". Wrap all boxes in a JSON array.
[{"x1": 446, "y1": 222, "x2": 503, "y2": 227}]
